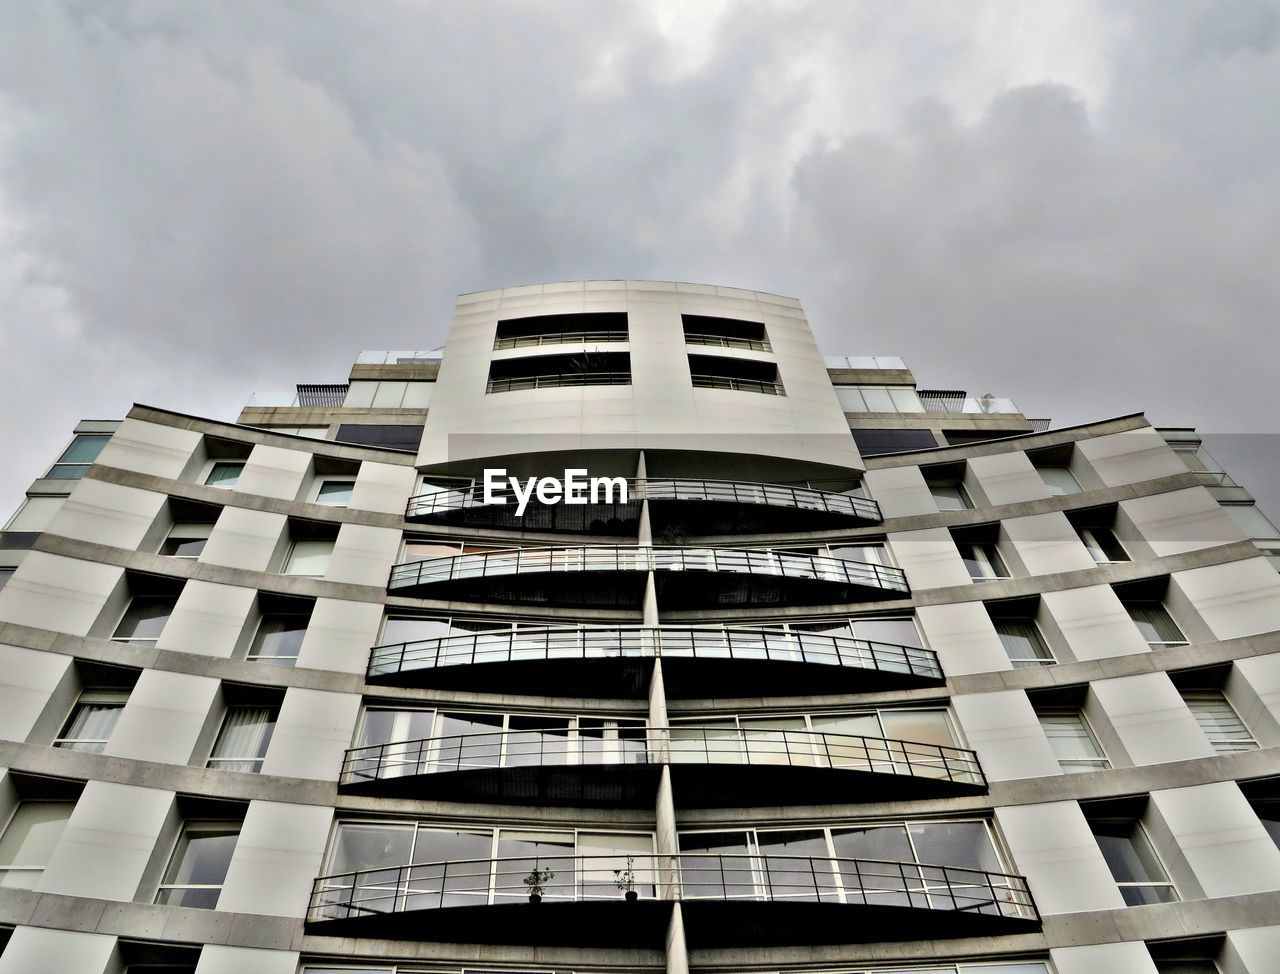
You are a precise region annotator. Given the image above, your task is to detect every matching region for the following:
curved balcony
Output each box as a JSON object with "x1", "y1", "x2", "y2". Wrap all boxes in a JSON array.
[
  {"x1": 386, "y1": 546, "x2": 909, "y2": 609},
  {"x1": 337, "y1": 727, "x2": 984, "y2": 806},
  {"x1": 307, "y1": 853, "x2": 1037, "y2": 947},
  {"x1": 404, "y1": 479, "x2": 880, "y2": 534},
  {"x1": 366, "y1": 626, "x2": 942, "y2": 697}
]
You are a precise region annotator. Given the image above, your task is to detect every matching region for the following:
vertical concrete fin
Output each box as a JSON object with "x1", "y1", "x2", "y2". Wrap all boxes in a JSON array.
[
  {"x1": 643, "y1": 570, "x2": 659, "y2": 625},
  {"x1": 655, "y1": 765, "x2": 680, "y2": 899},
  {"x1": 649, "y1": 656, "x2": 670, "y2": 763},
  {"x1": 665, "y1": 900, "x2": 689, "y2": 974}
]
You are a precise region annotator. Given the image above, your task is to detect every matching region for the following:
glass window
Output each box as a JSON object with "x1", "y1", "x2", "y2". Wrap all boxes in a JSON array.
[
  {"x1": 248, "y1": 613, "x2": 311, "y2": 667},
  {"x1": 156, "y1": 823, "x2": 240, "y2": 908},
  {"x1": 208, "y1": 705, "x2": 278, "y2": 772},
  {"x1": 0, "y1": 802, "x2": 72, "y2": 889},
  {"x1": 1080, "y1": 525, "x2": 1129, "y2": 563},
  {"x1": 850, "y1": 616, "x2": 922, "y2": 647},
  {"x1": 4, "y1": 496, "x2": 66, "y2": 533},
  {"x1": 161, "y1": 522, "x2": 213, "y2": 557},
  {"x1": 1039, "y1": 711, "x2": 1109, "y2": 772},
  {"x1": 47, "y1": 434, "x2": 112, "y2": 479},
  {"x1": 283, "y1": 539, "x2": 334, "y2": 576},
  {"x1": 204, "y1": 462, "x2": 244, "y2": 488},
  {"x1": 929, "y1": 480, "x2": 972, "y2": 511},
  {"x1": 678, "y1": 831, "x2": 755, "y2": 899},
  {"x1": 112, "y1": 596, "x2": 176, "y2": 643},
  {"x1": 1223, "y1": 504, "x2": 1280, "y2": 540},
  {"x1": 1122, "y1": 601, "x2": 1187, "y2": 648},
  {"x1": 54, "y1": 689, "x2": 129, "y2": 752},
  {"x1": 1092, "y1": 820, "x2": 1177, "y2": 905},
  {"x1": 990, "y1": 615, "x2": 1055, "y2": 667},
  {"x1": 1180, "y1": 690, "x2": 1258, "y2": 753},
  {"x1": 909, "y1": 821, "x2": 1001, "y2": 872},
  {"x1": 1037, "y1": 465, "x2": 1081, "y2": 496},
  {"x1": 380, "y1": 616, "x2": 454, "y2": 645},
  {"x1": 956, "y1": 540, "x2": 1009, "y2": 580},
  {"x1": 315, "y1": 480, "x2": 355, "y2": 505}
]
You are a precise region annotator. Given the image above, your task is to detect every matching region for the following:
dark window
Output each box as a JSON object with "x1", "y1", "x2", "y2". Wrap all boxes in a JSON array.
[
  {"x1": 1090, "y1": 817, "x2": 1177, "y2": 905},
  {"x1": 494, "y1": 312, "x2": 628, "y2": 348},
  {"x1": 681, "y1": 314, "x2": 770, "y2": 351},
  {"x1": 850, "y1": 429, "x2": 939, "y2": 456},
  {"x1": 47, "y1": 434, "x2": 112, "y2": 480},
  {"x1": 335, "y1": 425, "x2": 424, "y2": 451},
  {"x1": 687, "y1": 354, "x2": 783, "y2": 394},
  {"x1": 486, "y1": 352, "x2": 632, "y2": 392}
]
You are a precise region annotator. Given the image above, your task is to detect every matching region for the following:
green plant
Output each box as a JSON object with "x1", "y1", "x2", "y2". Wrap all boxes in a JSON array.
[
  {"x1": 613, "y1": 855, "x2": 636, "y2": 893},
  {"x1": 524, "y1": 864, "x2": 555, "y2": 898}
]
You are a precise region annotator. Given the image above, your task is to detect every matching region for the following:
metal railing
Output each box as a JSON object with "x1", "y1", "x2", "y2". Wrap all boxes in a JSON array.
[
  {"x1": 487, "y1": 372, "x2": 632, "y2": 393},
  {"x1": 386, "y1": 546, "x2": 909, "y2": 594},
  {"x1": 367, "y1": 626, "x2": 941, "y2": 683},
  {"x1": 340, "y1": 727, "x2": 983, "y2": 788},
  {"x1": 691, "y1": 375, "x2": 785, "y2": 395},
  {"x1": 309, "y1": 853, "x2": 1035, "y2": 921},
  {"x1": 405, "y1": 478, "x2": 880, "y2": 523},
  {"x1": 918, "y1": 391, "x2": 1021, "y2": 415},
  {"x1": 494, "y1": 331, "x2": 629, "y2": 350},
  {"x1": 684, "y1": 333, "x2": 772, "y2": 352}
]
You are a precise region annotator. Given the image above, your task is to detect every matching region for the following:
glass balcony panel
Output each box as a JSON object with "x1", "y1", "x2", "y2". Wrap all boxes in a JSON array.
[
  {"x1": 494, "y1": 834, "x2": 575, "y2": 902},
  {"x1": 670, "y1": 722, "x2": 742, "y2": 764},
  {"x1": 738, "y1": 719, "x2": 814, "y2": 767}
]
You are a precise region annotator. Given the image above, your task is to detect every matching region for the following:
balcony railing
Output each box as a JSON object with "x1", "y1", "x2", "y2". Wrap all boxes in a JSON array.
[
  {"x1": 691, "y1": 375, "x2": 785, "y2": 395},
  {"x1": 918, "y1": 391, "x2": 1021, "y2": 415},
  {"x1": 487, "y1": 372, "x2": 632, "y2": 393},
  {"x1": 340, "y1": 727, "x2": 983, "y2": 790},
  {"x1": 387, "y1": 546, "x2": 908, "y2": 594},
  {"x1": 405, "y1": 478, "x2": 880, "y2": 524},
  {"x1": 309, "y1": 853, "x2": 1035, "y2": 922},
  {"x1": 494, "y1": 331, "x2": 629, "y2": 350},
  {"x1": 684, "y1": 333, "x2": 772, "y2": 352},
  {"x1": 367, "y1": 626, "x2": 941, "y2": 684}
]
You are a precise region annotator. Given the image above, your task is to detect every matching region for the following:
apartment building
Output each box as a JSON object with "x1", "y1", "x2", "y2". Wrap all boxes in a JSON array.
[{"x1": 0, "y1": 280, "x2": 1278, "y2": 974}]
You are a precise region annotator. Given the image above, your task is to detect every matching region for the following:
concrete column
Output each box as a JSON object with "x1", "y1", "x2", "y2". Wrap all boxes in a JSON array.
[
  {"x1": 649, "y1": 658, "x2": 670, "y2": 763},
  {"x1": 217, "y1": 801, "x2": 333, "y2": 917},
  {"x1": 1050, "y1": 942, "x2": 1159, "y2": 974},
  {"x1": 1147, "y1": 782, "x2": 1280, "y2": 898},
  {"x1": 38, "y1": 781, "x2": 174, "y2": 901},
  {"x1": 994, "y1": 801, "x2": 1126, "y2": 914},
  {"x1": 643, "y1": 572, "x2": 659, "y2": 626},
  {"x1": 104, "y1": 669, "x2": 220, "y2": 765},
  {"x1": 655, "y1": 767, "x2": 679, "y2": 900},
  {"x1": 665, "y1": 901, "x2": 690, "y2": 974},
  {"x1": 951, "y1": 690, "x2": 1061, "y2": 781},
  {"x1": 0, "y1": 927, "x2": 118, "y2": 974},
  {"x1": 195, "y1": 946, "x2": 300, "y2": 974}
]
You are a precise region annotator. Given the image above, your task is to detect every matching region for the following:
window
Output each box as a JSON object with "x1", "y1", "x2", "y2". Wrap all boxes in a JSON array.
[
  {"x1": 1180, "y1": 690, "x2": 1257, "y2": 753},
  {"x1": 46, "y1": 434, "x2": 111, "y2": 480},
  {"x1": 54, "y1": 689, "x2": 129, "y2": 752},
  {"x1": 989, "y1": 609, "x2": 1055, "y2": 667},
  {"x1": 0, "y1": 801, "x2": 72, "y2": 889},
  {"x1": 850, "y1": 428, "x2": 939, "y2": 456},
  {"x1": 0, "y1": 568, "x2": 13, "y2": 590},
  {"x1": 1122, "y1": 600, "x2": 1187, "y2": 649},
  {"x1": 928, "y1": 479, "x2": 972, "y2": 511},
  {"x1": 1038, "y1": 711, "x2": 1109, "y2": 773},
  {"x1": 954, "y1": 537, "x2": 1009, "y2": 580},
  {"x1": 1037, "y1": 465, "x2": 1081, "y2": 496},
  {"x1": 3, "y1": 496, "x2": 66, "y2": 534},
  {"x1": 1091, "y1": 819, "x2": 1177, "y2": 905},
  {"x1": 283, "y1": 538, "x2": 334, "y2": 576},
  {"x1": 334, "y1": 424, "x2": 424, "y2": 451},
  {"x1": 1079, "y1": 525, "x2": 1129, "y2": 563},
  {"x1": 314, "y1": 480, "x2": 355, "y2": 505},
  {"x1": 208, "y1": 705, "x2": 278, "y2": 772},
  {"x1": 248, "y1": 611, "x2": 311, "y2": 667},
  {"x1": 835, "y1": 385, "x2": 925, "y2": 413},
  {"x1": 112, "y1": 596, "x2": 176, "y2": 644},
  {"x1": 155, "y1": 822, "x2": 240, "y2": 908},
  {"x1": 204, "y1": 462, "x2": 244, "y2": 488},
  {"x1": 161, "y1": 522, "x2": 213, "y2": 557}
]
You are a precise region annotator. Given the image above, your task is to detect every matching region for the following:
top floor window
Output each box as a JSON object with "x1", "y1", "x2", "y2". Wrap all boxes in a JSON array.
[
  {"x1": 46, "y1": 434, "x2": 112, "y2": 480},
  {"x1": 204, "y1": 462, "x2": 244, "y2": 488}
]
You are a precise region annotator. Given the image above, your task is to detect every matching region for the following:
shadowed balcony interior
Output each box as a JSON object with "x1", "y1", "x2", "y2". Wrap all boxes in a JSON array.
[
  {"x1": 687, "y1": 353, "x2": 784, "y2": 394},
  {"x1": 493, "y1": 311, "x2": 629, "y2": 349},
  {"x1": 681, "y1": 313, "x2": 771, "y2": 351},
  {"x1": 486, "y1": 351, "x2": 632, "y2": 392}
]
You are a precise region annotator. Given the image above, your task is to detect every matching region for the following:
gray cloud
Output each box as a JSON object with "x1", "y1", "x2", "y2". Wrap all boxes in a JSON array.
[{"x1": 0, "y1": 1, "x2": 1277, "y2": 516}]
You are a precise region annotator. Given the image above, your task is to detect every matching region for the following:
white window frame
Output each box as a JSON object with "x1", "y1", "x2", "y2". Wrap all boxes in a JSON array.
[
  {"x1": 282, "y1": 538, "x2": 335, "y2": 577},
  {"x1": 1181, "y1": 690, "x2": 1258, "y2": 753},
  {"x1": 313, "y1": 479, "x2": 357, "y2": 505},
  {"x1": 161, "y1": 522, "x2": 214, "y2": 558},
  {"x1": 0, "y1": 800, "x2": 73, "y2": 888},
  {"x1": 206, "y1": 704, "x2": 279, "y2": 773},
  {"x1": 1038, "y1": 709, "x2": 1110, "y2": 773},
  {"x1": 53, "y1": 688, "x2": 130, "y2": 752},
  {"x1": 155, "y1": 820, "x2": 241, "y2": 908}
]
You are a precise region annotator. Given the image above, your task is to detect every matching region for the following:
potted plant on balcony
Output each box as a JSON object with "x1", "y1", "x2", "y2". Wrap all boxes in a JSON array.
[
  {"x1": 524, "y1": 863, "x2": 555, "y2": 904},
  {"x1": 614, "y1": 855, "x2": 638, "y2": 902}
]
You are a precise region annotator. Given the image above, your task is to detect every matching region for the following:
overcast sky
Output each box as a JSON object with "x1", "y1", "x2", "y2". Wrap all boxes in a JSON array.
[{"x1": 1, "y1": 1, "x2": 1278, "y2": 517}]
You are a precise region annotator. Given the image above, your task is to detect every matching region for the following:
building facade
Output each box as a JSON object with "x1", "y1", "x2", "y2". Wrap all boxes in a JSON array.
[{"x1": 0, "y1": 280, "x2": 1278, "y2": 974}]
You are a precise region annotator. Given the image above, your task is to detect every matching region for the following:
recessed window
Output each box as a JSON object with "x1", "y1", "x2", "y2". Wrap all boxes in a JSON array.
[
  {"x1": 161, "y1": 522, "x2": 213, "y2": 558},
  {"x1": 54, "y1": 689, "x2": 130, "y2": 753},
  {"x1": 1080, "y1": 525, "x2": 1129, "y2": 563},
  {"x1": 248, "y1": 610, "x2": 312, "y2": 667},
  {"x1": 1123, "y1": 600, "x2": 1187, "y2": 649},
  {"x1": 0, "y1": 801, "x2": 73, "y2": 889},
  {"x1": 680, "y1": 314, "x2": 769, "y2": 352},
  {"x1": 951, "y1": 527, "x2": 1009, "y2": 580},
  {"x1": 1037, "y1": 465, "x2": 1081, "y2": 496},
  {"x1": 1090, "y1": 818, "x2": 1177, "y2": 905},
  {"x1": 1038, "y1": 710, "x2": 1109, "y2": 773},
  {"x1": 155, "y1": 822, "x2": 240, "y2": 909},
  {"x1": 1179, "y1": 690, "x2": 1257, "y2": 754},
  {"x1": 3, "y1": 496, "x2": 66, "y2": 534},
  {"x1": 283, "y1": 538, "x2": 334, "y2": 576},
  {"x1": 927, "y1": 478, "x2": 972, "y2": 511},
  {"x1": 112, "y1": 595, "x2": 177, "y2": 644},
  {"x1": 1153, "y1": 961, "x2": 1220, "y2": 974},
  {"x1": 46, "y1": 434, "x2": 112, "y2": 480},
  {"x1": 314, "y1": 480, "x2": 355, "y2": 505},
  {"x1": 0, "y1": 568, "x2": 13, "y2": 590},
  {"x1": 208, "y1": 705, "x2": 278, "y2": 772},
  {"x1": 988, "y1": 607, "x2": 1055, "y2": 668},
  {"x1": 204, "y1": 462, "x2": 244, "y2": 488},
  {"x1": 688, "y1": 354, "x2": 784, "y2": 395}
]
